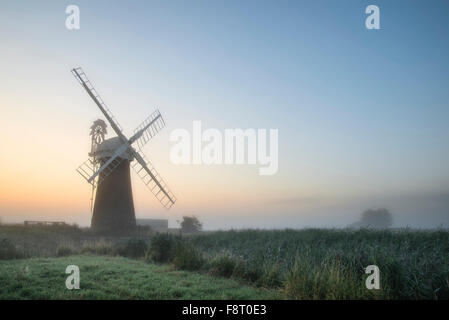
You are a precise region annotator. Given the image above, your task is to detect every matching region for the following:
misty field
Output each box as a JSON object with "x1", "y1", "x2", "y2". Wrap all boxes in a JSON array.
[{"x1": 1, "y1": 225, "x2": 448, "y2": 299}]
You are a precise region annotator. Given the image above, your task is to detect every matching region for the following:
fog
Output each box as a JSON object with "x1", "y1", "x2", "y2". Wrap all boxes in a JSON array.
[
  {"x1": 195, "y1": 192, "x2": 449, "y2": 230},
  {"x1": 2, "y1": 192, "x2": 447, "y2": 231}
]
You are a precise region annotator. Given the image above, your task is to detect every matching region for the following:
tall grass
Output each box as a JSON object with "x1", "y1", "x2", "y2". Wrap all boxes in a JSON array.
[
  {"x1": 187, "y1": 228, "x2": 449, "y2": 299},
  {"x1": 0, "y1": 224, "x2": 148, "y2": 259},
  {"x1": 0, "y1": 224, "x2": 92, "y2": 257}
]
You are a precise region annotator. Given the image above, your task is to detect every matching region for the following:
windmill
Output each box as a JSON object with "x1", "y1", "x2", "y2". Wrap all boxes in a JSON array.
[{"x1": 72, "y1": 67, "x2": 176, "y2": 234}]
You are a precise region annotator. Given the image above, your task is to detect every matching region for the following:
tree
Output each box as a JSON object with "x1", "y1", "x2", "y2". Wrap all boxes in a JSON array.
[
  {"x1": 351, "y1": 208, "x2": 393, "y2": 229},
  {"x1": 179, "y1": 216, "x2": 202, "y2": 233}
]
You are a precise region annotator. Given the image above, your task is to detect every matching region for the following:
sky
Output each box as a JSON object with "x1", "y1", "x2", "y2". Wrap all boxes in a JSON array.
[{"x1": 1, "y1": 0, "x2": 449, "y2": 229}]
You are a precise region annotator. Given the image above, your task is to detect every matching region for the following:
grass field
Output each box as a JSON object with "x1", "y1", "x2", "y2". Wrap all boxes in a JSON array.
[
  {"x1": 0, "y1": 255, "x2": 279, "y2": 299},
  {"x1": 1, "y1": 225, "x2": 448, "y2": 300}
]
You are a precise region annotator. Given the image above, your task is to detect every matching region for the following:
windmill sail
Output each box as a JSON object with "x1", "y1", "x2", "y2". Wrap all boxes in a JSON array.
[
  {"x1": 76, "y1": 156, "x2": 125, "y2": 188},
  {"x1": 131, "y1": 150, "x2": 177, "y2": 209},
  {"x1": 76, "y1": 158, "x2": 98, "y2": 186},
  {"x1": 71, "y1": 67, "x2": 125, "y2": 140},
  {"x1": 132, "y1": 109, "x2": 165, "y2": 150}
]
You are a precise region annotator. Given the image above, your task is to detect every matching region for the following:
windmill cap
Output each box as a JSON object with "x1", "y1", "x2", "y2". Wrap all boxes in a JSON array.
[{"x1": 90, "y1": 136, "x2": 134, "y2": 160}]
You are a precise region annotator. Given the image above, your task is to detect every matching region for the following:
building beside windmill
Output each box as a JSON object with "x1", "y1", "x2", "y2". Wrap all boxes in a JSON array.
[{"x1": 136, "y1": 218, "x2": 168, "y2": 232}]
